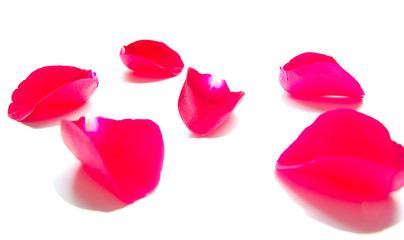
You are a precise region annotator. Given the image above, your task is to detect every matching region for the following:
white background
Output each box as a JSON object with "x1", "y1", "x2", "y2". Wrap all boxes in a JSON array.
[{"x1": 1, "y1": 0, "x2": 404, "y2": 239}]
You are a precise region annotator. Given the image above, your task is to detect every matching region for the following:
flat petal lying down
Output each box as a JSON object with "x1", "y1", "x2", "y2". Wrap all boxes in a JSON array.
[
  {"x1": 276, "y1": 109, "x2": 404, "y2": 200},
  {"x1": 279, "y1": 52, "x2": 364, "y2": 98},
  {"x1": 120, "y1": 39, "x2": 184, "y2": 78},
  {"x1": 178, "y1": 68, "x2": 245, "y2": 136},
  {"x1": 61, "y1": 117, "x2": 164, "y2": 204},
  {"x1": 8, "y1": 66, "x2": 98, "y2": 122}
]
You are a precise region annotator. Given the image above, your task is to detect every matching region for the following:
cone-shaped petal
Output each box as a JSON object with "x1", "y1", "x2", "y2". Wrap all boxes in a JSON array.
[{"x1": 178, "y1": 68, "x2": 244, "y2": 136}]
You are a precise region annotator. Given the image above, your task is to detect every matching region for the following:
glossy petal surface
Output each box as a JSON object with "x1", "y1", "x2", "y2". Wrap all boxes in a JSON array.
[
  {"x1": 276, "y1": 109, "x2": 404, "y2": 200},
  {"x1": 178, "y1": 68, "x2": 244, "y2": 136},
  {"x1": 61, "y1": 117, "x2": 165, "y2": 204},
  {"x1": 279, "y1": 52, "x2": 364, "y2": 98},
  {"x1": 120, "y1": 39, "x2": 184, "y2": 78},
  {"x1": 8, "y1": 66, "x2": 98, "y2": 122}
]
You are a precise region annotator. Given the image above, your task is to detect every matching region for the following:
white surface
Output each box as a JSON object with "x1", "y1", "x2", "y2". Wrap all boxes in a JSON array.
[{"x1": 1, "y1": 0, "x2": 404, "y2": 239}]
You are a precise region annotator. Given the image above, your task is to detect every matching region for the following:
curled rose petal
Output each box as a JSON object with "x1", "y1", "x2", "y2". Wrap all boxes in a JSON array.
[
  {"x1": 178, "y1": 67, "x2": 245, "y2": 136},
  {"x1": 276, "y1": 109, "x2": 404, "y2": 200},
  {"x1": 8, "y1": 66, "x2": 98, "y2": 122},
  {"x1": 279, "y1": 52, "x2": 364, "y2": 98},
  {"x1": 120, "y1": 39, "x2": 184, "y2": 78},
  {"x1": 60, "y1": 117, "x2": 164, "y2": 204}
]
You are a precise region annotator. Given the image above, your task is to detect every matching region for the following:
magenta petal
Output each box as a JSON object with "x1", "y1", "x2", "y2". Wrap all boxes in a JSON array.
[
  {"x1": 279, "y1": 52, "x2": 364, "y2": 98},
  {"x1": 178, "y1": 68, "x2": 245, "y2": 136},
  {"x1": 8, "y1": 66, "x2": 98, "y2": 122},
  {"x1": 276, "y1": 109, "x2": 404, "y2": 199},
  {"x1": 120, "y1": 39, "x2": 184, "y2": 78},
  {"x1": 60, "y1": 117, "x2": 164, "y2": 204}
]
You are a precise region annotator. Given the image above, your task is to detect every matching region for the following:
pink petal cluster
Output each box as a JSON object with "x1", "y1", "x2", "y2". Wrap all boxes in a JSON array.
[
  {"x1": 120, "y1": 39, "x2": 184, "y2": 78},
  {"x1": 12, "y1": 39, "x2": 402, "y2": 207},
  {"x1": 61, "y1": 117, "x2": 165, "y2": 204},
  {"x1": 279, "y1": 52, "x2": 364, "y2": 98},
  {"x1": 178, "y1": 68, "x2": 245, "y2": 136},
  {"x1": 276, "y1": 109, "x2": 404, "y2": 200},
  {"x1": 8, "y1": 66, "x2": 98, "y2": 122}
]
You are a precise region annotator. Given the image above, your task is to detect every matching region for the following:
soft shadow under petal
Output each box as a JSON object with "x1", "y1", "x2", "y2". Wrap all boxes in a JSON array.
[
  {"x1": 275, "y1": 170, "x2": 402, "y2": 233},
  {"x1": 54, "y1": 163, "x2": 126, "y2": 212},
  {"x1": 122, "y1": 70, "x2": 173, "y2": 83},
  {"x1": 281, "y1": 93, "x2": 363, "y2": 113}
]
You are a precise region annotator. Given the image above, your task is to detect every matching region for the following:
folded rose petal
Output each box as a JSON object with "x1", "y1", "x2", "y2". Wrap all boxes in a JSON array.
[
  {"x1": 276, "y1": 109, "x2": 404, "y2": 200},
  {"x1": 61, "y1": 117, "x2": 164, "y2": 204},
  {"x1": 120, "y1": 39, "x2": 184, "y2": 78},
  {"x1": 279, "y1": 52, "x2": 364, "y2": 98},
  {"x1": 178, "y1": 67, "x2": 245, "y2": 136},
  {"x1": 8, "y1": 66, "x2": 98, "y2": 122}
]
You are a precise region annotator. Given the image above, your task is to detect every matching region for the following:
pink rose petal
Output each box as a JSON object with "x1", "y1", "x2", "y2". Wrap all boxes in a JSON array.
[
  {"x1": 178, "y1": 67, "x2": 245, "y2": 136},
  {"x1": 120, "y1": 39, "x2": 184, "y2": 78},
  {"x1": 60, "y1": 117, "x2": 164, "y2": 204},
  {"x1": 8, "y1": 66, "x2": 98, "y2": 122},
  {"x1": 276, "y1": 109, "x2": 404, "y2": 200},
  {"x1": 279, "y1": 52, "x2": 364, "y2": 98}
]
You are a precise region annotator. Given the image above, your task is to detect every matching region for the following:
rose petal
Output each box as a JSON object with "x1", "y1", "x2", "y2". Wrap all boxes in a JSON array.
[
  {"x1": 178, "y1": 67, "x2": 245, "y2": 136},
  {"x1": 120, "y1": 39, "x2": 184, "y2": 78},
  {"x1": 8, "y1": 66, "x2": 98, "y2": 122},
  {"x1": 279, "y1": 52, "x2": 364, "y2": 98},
  {"x1": 60, "y1": 117, "x2": 164, "y2": 204},
  {"x1": 276, "y1": 109, "x2": 404, "y2": 199}
]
